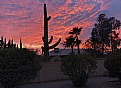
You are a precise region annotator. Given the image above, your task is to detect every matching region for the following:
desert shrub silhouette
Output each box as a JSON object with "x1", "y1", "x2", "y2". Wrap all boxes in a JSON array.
[
  {"x1": 0, "y1": 48, "x2": 42, "y2": 88},
  {"x1": 61, "y1": 54, "x2": 96, "y2": 87},
  {"x1": 104, "y1": 51, "x2": 121, "y2": 83}
]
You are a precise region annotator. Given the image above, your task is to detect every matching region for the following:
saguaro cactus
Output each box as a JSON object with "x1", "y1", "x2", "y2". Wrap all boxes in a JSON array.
[
  {"x1": 7, "y1": 39, "x2": 11, "y2": 48},
  {"x1": 0, "y1": 37, "x2": 18, "y2": 49},
  {"x1": 20, "y1": 38, "x2": 22, "y2": 49},
  {"x1": 42, "y1": 4, "x2": 61, "y2": 61},
  {"x1": 4, "y1": 38, "x2": 6, "y2": 48},
  {"x1": 0, "y1": 36, "x2": 4, "y2": 48}
]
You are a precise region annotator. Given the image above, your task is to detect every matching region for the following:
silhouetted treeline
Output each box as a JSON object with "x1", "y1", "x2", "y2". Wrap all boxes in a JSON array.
[{"x1": 0, "y1": 36, "x2": 22, "y2": 49}]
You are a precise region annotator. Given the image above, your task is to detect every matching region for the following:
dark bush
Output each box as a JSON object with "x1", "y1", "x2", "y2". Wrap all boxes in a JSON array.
[
  {"x1": 61, "y1": 54, "x2": 96, "y2": 87},
  {"x1": 0, "y1": 48, "x2": 42, "y2": 88},
  {"x1": 104, "y1": 51, "x2": 121, "y2": 82}
]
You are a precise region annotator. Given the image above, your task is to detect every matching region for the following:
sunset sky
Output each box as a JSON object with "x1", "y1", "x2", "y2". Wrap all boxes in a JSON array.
[{"x1": 0, "y1": 0, "x2": 121, "y2": 50}]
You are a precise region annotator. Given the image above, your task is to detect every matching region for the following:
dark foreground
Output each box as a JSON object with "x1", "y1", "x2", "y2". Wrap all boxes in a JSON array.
[{"x1": 19, "y1": 77, "x2": 121, "y2": 88}]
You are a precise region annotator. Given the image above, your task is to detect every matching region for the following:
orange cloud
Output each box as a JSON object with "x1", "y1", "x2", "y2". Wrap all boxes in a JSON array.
[{"x1": 0, "y1": 0, "x2": 121, "y2": 51}]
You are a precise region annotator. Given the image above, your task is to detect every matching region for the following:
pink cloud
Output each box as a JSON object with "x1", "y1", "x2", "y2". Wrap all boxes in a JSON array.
[{"x1": 0, "y1": 0, "x2": 121, "y2": 50}]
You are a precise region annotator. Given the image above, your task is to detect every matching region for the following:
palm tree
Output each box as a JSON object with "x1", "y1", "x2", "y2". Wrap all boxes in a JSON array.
[
  {"x1": 69, "y1": 27, "x2": 82, "y2": 54},
  {"x1": 63, "y1": 36, "x2": 75, "y2": 54}
]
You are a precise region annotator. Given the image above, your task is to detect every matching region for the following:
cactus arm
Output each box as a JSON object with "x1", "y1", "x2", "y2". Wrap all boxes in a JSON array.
[
  {"x1": 7, "y1": 39, "x2": 11, "y2": 48},
  {"x1": 48, "y1": 36, "x2": 53, "y2": 44},
  {"x1": 20, "y1": 38, "x2": 22, "y2": 49},
  {"x1": 42, "y1": 4, "x2": 61, "y2": 61},
  {"x1": 42, "y1": 36, "x2": 45, "y2": 42},
  {"x1": 49, "y1": 38, "x2": 61, "y2": 49},
  {"x1": 47, "y1": 16, "x2": 51, "y2": 21},
  {"x1": 1, "y1": 36, "x2": 3, "y2": 42},
  {"x1": 4, "y1": 38, "x2": 6, "y2": 48},
  {"x1": 12, "y1": 39, "x2": 13, "y2": 46},
  {"x1": 41, "y1": 46, "x2": 44, "y2": 54}
]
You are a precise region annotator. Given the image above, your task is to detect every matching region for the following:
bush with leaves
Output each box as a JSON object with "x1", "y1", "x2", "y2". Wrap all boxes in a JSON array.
[
  {"x1": 61, "y1": 54, "x2": 96, "y2": 87},
  {"x1": 104, "y1": 51, "x2": 121, "y2": 82},
  {"x1": 0, "y1": 48, "x2": 42, "y2": 88}
]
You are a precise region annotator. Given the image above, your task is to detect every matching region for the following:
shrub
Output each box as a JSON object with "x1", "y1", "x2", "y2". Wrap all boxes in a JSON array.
[
  {"x1": 0, "y1": 48, "x2": 42, "y2": 88},
  {"x1": 61, "y1": 54, "x2": 96, "y2": 87},
  {"x1": 104, "y1": 51, "x2": 121, "y2": 82}
]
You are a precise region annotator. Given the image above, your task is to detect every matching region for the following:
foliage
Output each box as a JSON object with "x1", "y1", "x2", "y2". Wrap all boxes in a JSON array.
[
  {"x1": 0, "y1": 48, "x2": 42, "y2": 88},
  {"x1": 63, "y1": 27, "x2": 82, "y2": 54},
  {"x1": 88, "y1": 14, "x2": 121, "y2": 53},
  {"x1": 69, "y1": 27, "x2": 82, "y2": 54},
  {"x1": 83, "y1": 39, "x2": 92, "y2": 49},
  {"x1": 63, "y1": 36, "x2": 75, "y2": 53},
  {"x1": 104, "y1": 51, "x2": 121, "y2": 82},
  {"x1": 61, "y1": 54, "x2": 96, "y2": 87}
]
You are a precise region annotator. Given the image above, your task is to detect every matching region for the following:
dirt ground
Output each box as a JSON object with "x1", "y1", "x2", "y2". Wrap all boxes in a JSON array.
[{"x1": 19, "y1": 77, "x2": 121, "y2": 88}]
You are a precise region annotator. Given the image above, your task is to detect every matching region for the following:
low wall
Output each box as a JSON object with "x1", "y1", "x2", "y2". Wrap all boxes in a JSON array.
[
  {"x1": 33, "y1": 60, "x2": 107, "y2": 83},
  {"x1": 33, "y1": 61, "x2": 68, "y2": 83}
]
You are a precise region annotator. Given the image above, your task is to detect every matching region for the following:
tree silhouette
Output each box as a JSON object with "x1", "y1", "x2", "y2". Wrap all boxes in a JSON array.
[
  {"x1": 108, "y1": 17, "x2": 121, "y2": 52},
  {"x1": 83, "y1": 39, "x2": 92, "y2": 49},
  {"x1": 63, "y1": 36, "x2": 75, "y2": 53},
  {"x1": 90, "y1": 14, "x2": 121, "y2": 54},
  {"x1": 69, "y1": 27, "x2": 82, "y2": 54}
]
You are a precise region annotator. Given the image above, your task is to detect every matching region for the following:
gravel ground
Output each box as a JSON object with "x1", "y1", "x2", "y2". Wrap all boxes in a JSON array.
[{"x1": 19, "y1": 77, "x2": 121, "y2": 88}]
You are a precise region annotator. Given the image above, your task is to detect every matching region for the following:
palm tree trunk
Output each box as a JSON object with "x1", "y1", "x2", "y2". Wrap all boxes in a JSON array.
[
  {"x1": 76, "y1": 35, "x2": 80, "y2": 54},
  {"x1": 77, "y1": 44, "x2": 80, "y2": 54},
  {"x1": 71, "y1": 45, "x2": 74, "y2": 54}
]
